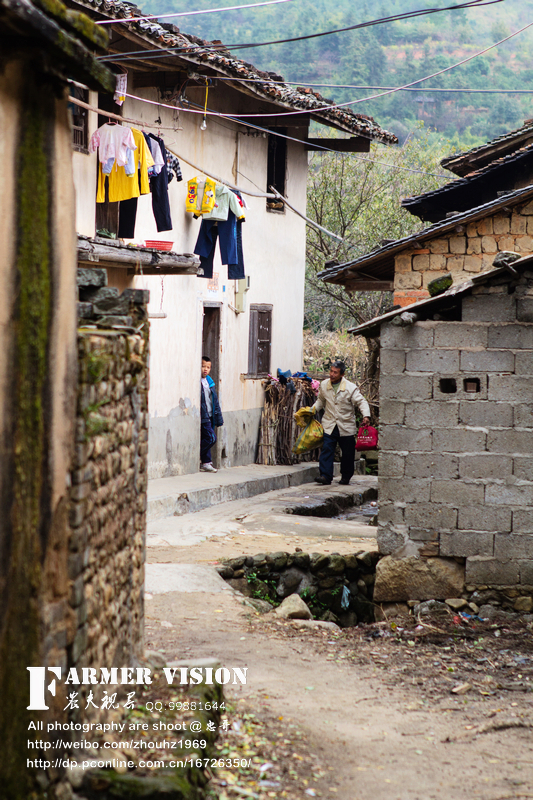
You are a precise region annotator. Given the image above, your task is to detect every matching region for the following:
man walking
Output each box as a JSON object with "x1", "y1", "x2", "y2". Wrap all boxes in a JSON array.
[
  {"x1": 200, "y1": 355, "x2": 224, "y2": 473},
  {"x1": 311, "y1": 360, "x2": 370, "y2": 486}
]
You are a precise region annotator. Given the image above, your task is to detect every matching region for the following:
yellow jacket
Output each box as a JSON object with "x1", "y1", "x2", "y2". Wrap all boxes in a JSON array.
[
  {"x1": 311, "y1": 377, "x2": 370, "y2": 436},
  {"x1": 96, "y1": 128, "x2": 154, "y2": 203}
]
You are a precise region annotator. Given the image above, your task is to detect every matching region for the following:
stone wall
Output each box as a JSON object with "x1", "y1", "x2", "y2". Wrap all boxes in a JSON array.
[
  {"x1": 68, "y1": 280, "x2": 149, "y2": 669},
  {"x1": 393, "y1": 198, "x2": 533, "y2": 306},
  {"x1": 219, "y1": 550, "x2": 380, "y2": 627},
  {"x1": 379, "y1": 267, "x2": 533, "y2": 591}
]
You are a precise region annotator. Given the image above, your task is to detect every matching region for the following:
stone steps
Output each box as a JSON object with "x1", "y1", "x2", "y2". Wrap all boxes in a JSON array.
[{"x1": 147, "y1": 462, "x2": 335, "y2": 520}]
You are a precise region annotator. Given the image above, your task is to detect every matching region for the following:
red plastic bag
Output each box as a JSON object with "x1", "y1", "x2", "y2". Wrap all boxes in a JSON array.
[{"x1": 356, "y1": 425, "x2": 378, "y2": 451}]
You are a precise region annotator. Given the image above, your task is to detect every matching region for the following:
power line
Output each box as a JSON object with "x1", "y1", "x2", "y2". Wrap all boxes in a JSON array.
[
  {"x1": 123, "y1": 91, "x2": 449, "y2": 177},
  {"x1": 95, "y1": 0, "x2": 295, "y2": 26},
  {"x1": 119, "y1": 21, "x2": 533, "y2": 122},
  {"x1": 98, "y1": 0, "x2": 505, "y2": 63},
  {"x1": 214, "y1": 79, "x2": 533, "y2": 95}
]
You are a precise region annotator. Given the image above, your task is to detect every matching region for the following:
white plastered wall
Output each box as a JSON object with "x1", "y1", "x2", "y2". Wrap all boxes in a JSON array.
[{"x1": 74, "y1": 85, "x2": 308, "y2": 477}]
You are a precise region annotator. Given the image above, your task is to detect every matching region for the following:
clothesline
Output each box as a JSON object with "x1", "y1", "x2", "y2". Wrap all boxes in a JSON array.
[
  {"x1": 67, "y1": 93, "x2": 182, "y2": 132},
  {"x1": 67, "y1": 94, "x2": 343, "y2": 244}
]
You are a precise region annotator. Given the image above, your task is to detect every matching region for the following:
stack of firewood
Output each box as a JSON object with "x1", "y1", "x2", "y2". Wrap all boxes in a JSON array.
[{"x1": 257, "y1": 378, "x2": 320, "y2": 465}]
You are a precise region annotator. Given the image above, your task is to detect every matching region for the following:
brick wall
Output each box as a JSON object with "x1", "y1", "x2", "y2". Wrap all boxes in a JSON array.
[
  {"x1": 378, "y1": 268, "x2": 533, "y2": 589},
  {"x1": 393, "y1": 198, "x2": 533, "y2": 306}
]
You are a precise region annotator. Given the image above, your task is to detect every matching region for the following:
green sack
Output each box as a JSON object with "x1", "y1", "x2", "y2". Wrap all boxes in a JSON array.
[{"x1": 292, "y1": 418, "x2": 324, "y2": 455}]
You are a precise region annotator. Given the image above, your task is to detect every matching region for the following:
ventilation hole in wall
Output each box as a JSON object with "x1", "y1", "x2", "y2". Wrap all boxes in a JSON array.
[
  {"x1": 464, "y1": 377, "x2": 481, "y2": 393},
  {"x1": 439, "y1": 378, "x2": 457, "y2": 394},
  {"x1": 221, "y1": 447, "x2": 227, "y2": 458}
]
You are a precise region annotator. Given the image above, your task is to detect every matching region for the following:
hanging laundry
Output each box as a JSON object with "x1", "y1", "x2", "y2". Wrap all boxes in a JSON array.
[
  {"x1": 166, "y1": 152, "x2": 183, "y2": 183},
  {"x1": 89, "y1": 123, "x2": 136, "y2": 166},
  {"x1": 194, "y1": 210, "x2": 245, "y2": 281},
  {"x1": 186, "y1": 177, "x2": 216, "y2": 215},
  {"x1": 96, "y1": 127, "x2": 154, "y2": 205},
  {"x1": 202, "y1": 184, "x2": 245, "y2": 223},
  {"x1": 114, "y1": 74, "x2": 127, "y2": 106},
  {"x1": 147, "y1": 133, "x2": 173, "y2": 233},
  {"x1": 144, "y1": 135, "x2": 165, "y2": 176}
]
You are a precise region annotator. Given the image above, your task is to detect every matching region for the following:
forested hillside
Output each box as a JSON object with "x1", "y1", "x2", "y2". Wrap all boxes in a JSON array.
[{"x1": 144, "y1": 0, "x2": 533, "y2": 143}]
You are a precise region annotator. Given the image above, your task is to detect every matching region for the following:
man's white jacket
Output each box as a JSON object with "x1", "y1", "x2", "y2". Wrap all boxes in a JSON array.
[{"x1": 311, "y1": 377, "x2": 370, "y2": 436}]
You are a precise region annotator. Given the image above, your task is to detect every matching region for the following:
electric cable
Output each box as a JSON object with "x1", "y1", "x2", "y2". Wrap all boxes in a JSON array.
[
  {"x1": 114, "y1": 20, "x2": 533, "y2": 124},
  {"x1": 98, "y1": 0, "x2": 505, "y2": 62},
  {"x1": 122, "y1": 91, "x2": 449, "y2": 177},
  {"x1": 213, "y1": 79, "x2": 533, "y2": 95},
  {"x1": 95, "y1": 0, "x2": 295, "y2": 25}
]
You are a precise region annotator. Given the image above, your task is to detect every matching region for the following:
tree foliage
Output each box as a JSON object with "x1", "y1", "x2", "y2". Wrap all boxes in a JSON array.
[
  {"x1": 305, "y1": 124, "x2": 451, "y2": 330},
  {"x1": 146, "y1": 0, "x2": 533, "y2": 142}
]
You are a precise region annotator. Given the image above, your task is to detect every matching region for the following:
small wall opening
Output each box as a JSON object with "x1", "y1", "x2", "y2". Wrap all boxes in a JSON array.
[
  {"x1": 439, "y1": 378, "x2": 457, "y2": 394},
  {"x1": 464, "y1": 377, "x2": 481, "y2": 393}
]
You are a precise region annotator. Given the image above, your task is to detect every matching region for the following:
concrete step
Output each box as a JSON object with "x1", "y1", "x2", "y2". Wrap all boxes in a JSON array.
[{"x1": 147, "y1": 462, "x2": 334, "y2": 521}]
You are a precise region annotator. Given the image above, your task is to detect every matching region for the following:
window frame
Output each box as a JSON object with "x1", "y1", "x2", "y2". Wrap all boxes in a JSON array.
[
  {"x1": 266, "y1": 130, "x2": 287, "y2": 212},
  {"x1": 246, "y1": 304, "x2": 273, "y2": 378},
  {"x1": 69, "y1": 86, "x2": 90, "y2": 154}
]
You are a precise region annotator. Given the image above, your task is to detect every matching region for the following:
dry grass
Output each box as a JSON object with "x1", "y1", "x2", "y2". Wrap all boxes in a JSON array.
[{"x1": 303, "y1": 329, "x2": 368, "y2": 381}]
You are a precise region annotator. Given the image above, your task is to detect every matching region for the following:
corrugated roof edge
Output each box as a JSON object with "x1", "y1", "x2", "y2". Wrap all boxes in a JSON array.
[
  {"x1": 441, "y1": 121, "x2": 533, "y2": 175},
  {"x1": 348, "y1": 252, "x2": 533, "y2": 337},
  {"x1": 318, "y1": 183, "x2": 533, "y2": 285},
  {"x1": 71, "y1": 0, "x2": 397, "y2": 144},
  {"x1": 402, "y1": 141, "x2": 533, "y2": 213}
]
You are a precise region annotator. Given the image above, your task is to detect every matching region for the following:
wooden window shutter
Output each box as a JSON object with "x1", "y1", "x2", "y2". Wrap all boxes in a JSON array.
[
  {"x1": 248, "y1": 305, "x2": 272, "y2": 375},
  {"x1": 248, "y1": 308, "x2": 258, "y2": 374},
  {"x1": 257, "y1": 310, "x2": 271, "y2": 374}
]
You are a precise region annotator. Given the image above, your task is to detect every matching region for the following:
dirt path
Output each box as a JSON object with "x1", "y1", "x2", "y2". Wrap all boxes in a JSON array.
[{"x1": 145, "y1": 486, "x2": 533, "y2": 800}]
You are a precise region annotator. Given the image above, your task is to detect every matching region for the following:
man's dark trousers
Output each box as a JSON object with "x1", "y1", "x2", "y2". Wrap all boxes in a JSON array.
[{"x1": 319, "y1": 425, "x2": 355, "y2": 482}]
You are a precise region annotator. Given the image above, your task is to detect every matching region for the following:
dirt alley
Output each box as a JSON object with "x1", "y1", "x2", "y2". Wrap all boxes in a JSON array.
[{"x1": 145, "y1": 482, "x2": 533, "y2": 800}]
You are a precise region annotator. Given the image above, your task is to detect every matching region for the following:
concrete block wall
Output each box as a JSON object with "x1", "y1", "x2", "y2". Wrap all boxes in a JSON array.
[
  {"x1": 378, "y1": 269, "x2": 533, "y2": 589},
  {"x1": 393, "y1": 199, "x2": 533, "y2": 307}
]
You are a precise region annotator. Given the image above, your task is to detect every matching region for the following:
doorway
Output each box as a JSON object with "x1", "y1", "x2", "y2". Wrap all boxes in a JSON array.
[{"x1": 202, "y1": 304, "x2": 221, "y2": 466}]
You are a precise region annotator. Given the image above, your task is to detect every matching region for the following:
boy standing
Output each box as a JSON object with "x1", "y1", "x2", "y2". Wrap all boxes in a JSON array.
[{"x1": 200, "y1": 356, "x2": 224, "y2": 473}]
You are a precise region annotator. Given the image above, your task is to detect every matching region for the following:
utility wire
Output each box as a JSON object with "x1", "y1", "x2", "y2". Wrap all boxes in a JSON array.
[
  {"x1": 214, "y1": 79, "x2": 533, "y2": 94},
  {"x1": 122, "y1": 91, "x2": 449, "y2": 177},
  {"x1": 95, "y1": 0, "x2": 295, "y2": 25},
  {"x1": 98, "y1": 0, "x2": 505, "y2": 62},
  {"x1": 116, "y1": 21, "x2": 533, "y2": 122}
]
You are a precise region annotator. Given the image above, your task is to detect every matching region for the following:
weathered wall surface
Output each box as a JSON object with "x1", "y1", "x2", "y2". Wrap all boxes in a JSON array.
[
  {"x1": 73, "y1": 88, "x2": 308, "y2": 477},
  {"x1": 0, "y1": 64, "x2": 79, "y2": 798},
  {"x1": 393, "y1": 199, "x2": 533, "y2": 306},
  {"x1": 378, "y1": 269, "x2": 533, "y2": 591},
  {"x1": 69, "y1": 293, "x2": 149, "y2": 667}
]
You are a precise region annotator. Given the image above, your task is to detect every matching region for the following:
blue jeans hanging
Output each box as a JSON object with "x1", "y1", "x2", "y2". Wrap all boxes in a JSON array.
[{"x1": 194, "y1": 211, "x2": 245, "y2": 280}]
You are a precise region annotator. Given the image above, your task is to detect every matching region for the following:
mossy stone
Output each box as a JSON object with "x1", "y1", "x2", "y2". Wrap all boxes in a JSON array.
[{"x1": 428, "y1": 273, "x2": 453, "y2": 297}]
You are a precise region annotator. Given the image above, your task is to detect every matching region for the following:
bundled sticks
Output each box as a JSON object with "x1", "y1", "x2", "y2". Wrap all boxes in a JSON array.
[{"x1": 257, "y1": 378, "x2": 320, "y2": 465}]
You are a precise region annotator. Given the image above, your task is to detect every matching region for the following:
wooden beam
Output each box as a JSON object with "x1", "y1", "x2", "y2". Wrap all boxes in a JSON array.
[
  {"x1": 306, "y1": 137, "x2": 370, "y2": 153},
  {"x1": 344, "y1": 280, "x2": 394, "y2": 292},
  {"x1": 77, "y1": 238, "x2": 199, "y2": 274}
]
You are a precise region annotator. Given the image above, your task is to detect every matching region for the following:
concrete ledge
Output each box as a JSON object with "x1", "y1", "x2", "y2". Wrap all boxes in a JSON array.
[{"x1": 147, "y1": 463, "x2": 331, "y2": 520}]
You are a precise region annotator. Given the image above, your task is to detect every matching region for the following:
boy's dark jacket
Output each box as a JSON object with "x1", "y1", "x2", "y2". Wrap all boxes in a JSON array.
[{"x1": 201, "y1": 375, "x2": 224, "y2": 427}]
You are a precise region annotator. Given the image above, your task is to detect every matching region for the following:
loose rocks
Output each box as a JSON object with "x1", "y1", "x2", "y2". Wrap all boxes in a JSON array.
[
  {"x1": 374, "y1": 556, "x2": 465, "y2": 602},
  {"x1": 275, "y1": 594, "x2": 312, "y2": 620}
]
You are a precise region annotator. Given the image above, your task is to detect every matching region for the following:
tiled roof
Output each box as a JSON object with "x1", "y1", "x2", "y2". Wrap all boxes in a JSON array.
[
  {"x1": 318, "y1": 183, "x2": 533, "y2": 287},
  {"x1": 72, "y1": 0, "x2": 397, "y2": 144},
  {"x1": 441, "y1": 120, "x2": 533, "y2": 177},
  {"x1": 348, "y1": 252, "x2": 533, "y2": 337},
  {"x1": 2, "y1": 0, "x2": 114, "y2": 90},
  {"x1": 402, "y1": 141, "x2": 533, "y2": 223}
]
